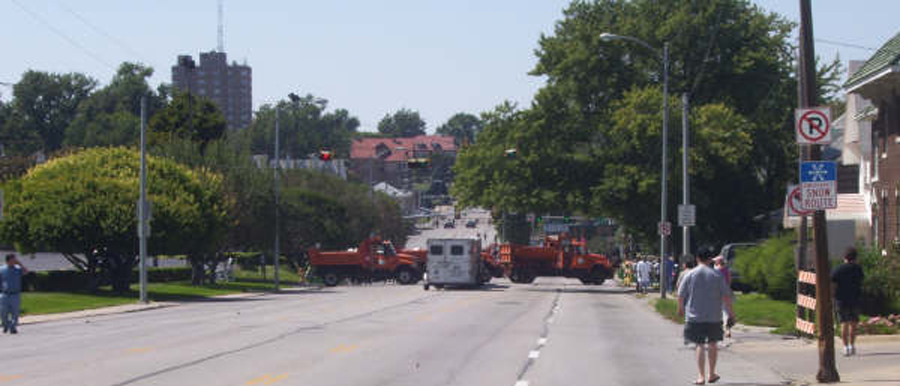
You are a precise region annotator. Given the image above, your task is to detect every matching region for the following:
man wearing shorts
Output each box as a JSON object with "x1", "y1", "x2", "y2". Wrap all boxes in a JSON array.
[
  {"x1": 832, "y1": 247, "x2": 864, "y2": 356},
  {"x1": 678, "y1": 245, "x2": 734, "y2": 385}
]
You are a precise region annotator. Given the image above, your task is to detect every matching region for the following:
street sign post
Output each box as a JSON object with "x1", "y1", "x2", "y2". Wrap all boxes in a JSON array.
[
  {"x1": 785, "y1": 184, "x2": 814, "y2": 217},
  {"x1": 800, "y1": 161, "x2": 837, "y2": 210},
  {"x1": 678, "y1": 204, "x2": 696, "y2": 227},
  {"x1": 796, "y1": 107, "x2": 832, "y2": 145},
  {"x1": 657, "y1": 221, "x2": 671, "y2": 237},
  {"x1": 796, "y1": 107, "x2": 831, "y2": 144}
]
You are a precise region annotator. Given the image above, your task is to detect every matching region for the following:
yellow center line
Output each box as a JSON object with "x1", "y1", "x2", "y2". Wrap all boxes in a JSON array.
[
  {"x1": 0, "y1": 375, "x2": 23, "y2": 382},
  {"x1": 126, "y1": 347, "x2": 154, "y2": 354},
  {"x1": 246, "y1": 373, "x2": 289, "y2": 385},
  {"x1": 329, "y1": 344, "x2": 360, "y2": 354}
]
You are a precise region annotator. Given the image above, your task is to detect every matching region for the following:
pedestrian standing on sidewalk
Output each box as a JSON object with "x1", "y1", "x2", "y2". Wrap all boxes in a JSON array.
[
  {"x1": 713, "y1": 256, "x2": 733, "y2": 339},
  {"x1": 665, "y1": 255, "x2": 676, "y2": 292},
  {"x1": 678, "y1": 246, "x2": 735, "y2": 385},
  {"x1": 0, "y1": 254, "x2": 27, "y2": 334},
  {"x1": 636, "y1": 258, "x2": 651, "y2": 294},
  {"x1": 832, "y1": 247, "x2": 864, "y2": 356}
]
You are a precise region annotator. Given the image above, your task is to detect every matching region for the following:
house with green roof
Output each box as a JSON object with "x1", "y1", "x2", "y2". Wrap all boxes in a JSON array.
[{"x1": 844, "y1": 31, "x2": 900, "y2": 252}]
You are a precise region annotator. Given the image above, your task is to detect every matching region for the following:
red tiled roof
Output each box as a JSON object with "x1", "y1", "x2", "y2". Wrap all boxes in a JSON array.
[{"x1": 350, "y1": 135, "x2": 457, "y2": 162}]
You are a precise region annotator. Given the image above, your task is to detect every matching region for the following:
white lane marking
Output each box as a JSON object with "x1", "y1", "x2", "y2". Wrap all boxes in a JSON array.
[
  {"x1": 528, "y1": 350, "x2": 540, "y2": 359},
  {"x1": 537, "y1": 338, "x2": 547, "y2": 346},
  {"x1": 515, "y1": 381, "x2": 529, "y2": 386}
]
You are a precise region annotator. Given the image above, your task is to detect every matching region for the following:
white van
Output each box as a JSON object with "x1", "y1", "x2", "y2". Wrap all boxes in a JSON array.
[{"x1": 424, "y1": 238, "x2": 482, "y2": 290}]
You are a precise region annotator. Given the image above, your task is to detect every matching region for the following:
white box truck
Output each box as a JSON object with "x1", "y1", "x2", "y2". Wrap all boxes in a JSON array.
[{"x1": 424, "y1": 238, "x2": 482, "y2": 290}]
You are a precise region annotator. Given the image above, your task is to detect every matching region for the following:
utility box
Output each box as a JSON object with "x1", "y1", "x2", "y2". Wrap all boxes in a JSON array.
[{"x1": 424, "y1": 238, "x2": 482, "y2": 289}]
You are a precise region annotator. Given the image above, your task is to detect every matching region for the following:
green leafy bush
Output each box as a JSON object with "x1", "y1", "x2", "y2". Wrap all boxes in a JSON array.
[
  {"x1": 857, "y1": 246, "x2": 900, "y2": 315},
  {"x1": 24, "y1": 267, "x2": 192, "y2": 292},
  {"x1": 733, "y1": 233, "x2": 796, "y2": 301}
]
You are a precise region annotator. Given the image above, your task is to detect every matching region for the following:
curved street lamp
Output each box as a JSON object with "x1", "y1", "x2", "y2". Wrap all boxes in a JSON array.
[{"x1": 600, "y1": 33, "x2": 671, "y2": 299}]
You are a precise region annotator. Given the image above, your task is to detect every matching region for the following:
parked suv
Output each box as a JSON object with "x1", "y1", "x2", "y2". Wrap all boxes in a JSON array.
[{"x1": 719, "y1": 243, "x2": 757, "y2": 292}]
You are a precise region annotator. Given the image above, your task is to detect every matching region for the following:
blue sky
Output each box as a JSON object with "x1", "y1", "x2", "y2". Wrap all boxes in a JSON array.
[{"x1": 1, "y1": 1, "x2": 896, "y2": 132}]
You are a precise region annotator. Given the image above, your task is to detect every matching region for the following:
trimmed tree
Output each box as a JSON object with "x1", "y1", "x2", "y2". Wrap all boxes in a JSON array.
[{"x1": 0, "y1": 147, "x2": 229, "y2": 291}]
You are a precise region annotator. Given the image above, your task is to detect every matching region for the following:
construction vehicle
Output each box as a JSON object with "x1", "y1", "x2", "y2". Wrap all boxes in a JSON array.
[
  {"x1": 498, "y1": 235, "x2": 613, "y2": 285},
  {"x1": 308, "y1": 237, "x2": 424, "y2": 286}
]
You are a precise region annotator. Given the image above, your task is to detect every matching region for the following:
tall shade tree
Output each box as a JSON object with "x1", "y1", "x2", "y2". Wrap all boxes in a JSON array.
[
  {"x1": 436, "y1": 112, "x2": 483, "y2": 146},
  {"x1": 0, "y1": 147, "x2": 229, "y2": 291},
  {"x1": 377, "y1": 108, "x2": 427, "y2": 137},
  {"x1": 149, "y1": 92, "x2": 226, "y2": 150},
  {"x1": 249, "y1": 93, "x2": 359, "y2": 158},
  {"x1": 64, "y1": 62, "x2": 166, "y2": 148},
  {"x1": 10, "y1": 70, "x2": 96, "y2": 152}
]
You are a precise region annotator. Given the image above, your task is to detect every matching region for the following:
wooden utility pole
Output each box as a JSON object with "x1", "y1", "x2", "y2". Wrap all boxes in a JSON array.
[{"x1": 798, "y1": 0, "x2": 839, "y2": 382}]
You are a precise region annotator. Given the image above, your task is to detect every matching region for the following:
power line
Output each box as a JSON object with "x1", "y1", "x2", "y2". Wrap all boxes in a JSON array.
[
  {"x1": 57, "y1": 1, "x2": 150, "y2": 64},
  {"x1": 9, "y1": 0, "x2": 115, "y2": 70},
  {"x1": 815, "y1": 38, "x2": 877, "y2": 52}
]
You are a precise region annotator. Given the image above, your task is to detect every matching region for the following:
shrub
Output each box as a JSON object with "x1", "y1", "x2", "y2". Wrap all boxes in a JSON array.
[
  {"x1": 733, "y1": 233, "x2": 796, "y2": 301},
  {"x1": 23, "y1": 267, "x2": 193, "y2": 292},
  {"x1": 857, "y1": 246, "x2": 900, "y2": 315}
]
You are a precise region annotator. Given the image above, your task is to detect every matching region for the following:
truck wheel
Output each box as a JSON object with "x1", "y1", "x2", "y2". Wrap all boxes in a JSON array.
[
  {"x1": 396, "y1": 268, "x2": 416, "y2": 285},
  {"x1": 323, "y1": 272, "x2": 341, "y2": 287},
  {"x1": 424, "y1": 283, "x2": 430, "y2": 291},
  {"x1": 590, "y1": 267, "x2": 608, "y2": 286}
]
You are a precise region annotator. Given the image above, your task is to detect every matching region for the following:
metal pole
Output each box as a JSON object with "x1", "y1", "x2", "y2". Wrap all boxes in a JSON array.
[
  {"x1": 139, "y1": 96, "x2": 148, "y2": 304},
  {"x1": 274, "y1": 107, "x2": 281, "y2": 291},
  {"x1": 660, "y1": 42, "x2": 669, "y2": 299},
  {"x1": 682, "y1": 92, "x2": 690, "y2": 260},
  {"x1": 799, "y1": 0, "x2": 838, "y2": 381},
  {"x1": 369, "y1": 158, "x2": 374, "y2": 201}
]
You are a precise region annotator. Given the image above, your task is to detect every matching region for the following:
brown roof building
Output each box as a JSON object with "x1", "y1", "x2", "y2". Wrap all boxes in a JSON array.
[{"x1": 350, "y1": 135, "x2": 457, "y2": 190}]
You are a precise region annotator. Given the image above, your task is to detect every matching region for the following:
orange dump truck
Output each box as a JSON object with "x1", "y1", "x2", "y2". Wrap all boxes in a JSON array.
[
  {"x1": 308, "y1": 238, "x2": 424, "y2": 286},
  {"x1": 498, "y1": 235, "x2": 613, "y2": 285}
]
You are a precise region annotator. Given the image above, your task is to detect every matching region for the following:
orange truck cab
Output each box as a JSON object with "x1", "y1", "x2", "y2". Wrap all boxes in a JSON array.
[{"x1": 308, "y1": 237, "x2": 423, "y2": 286}]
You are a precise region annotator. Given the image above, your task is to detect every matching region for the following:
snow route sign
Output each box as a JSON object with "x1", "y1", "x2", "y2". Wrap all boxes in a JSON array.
[
  {"x1": 799, "y1": 161, "x2": 837, "y2": 210},
  {"x1": 796, "y1": 107, "x2": 831, "y2": 145}
]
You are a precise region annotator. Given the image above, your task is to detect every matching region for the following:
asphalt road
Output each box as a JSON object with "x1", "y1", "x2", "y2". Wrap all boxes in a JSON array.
[
  {"x1": 2, "y1": 279, "x2": 786, "y2": 386},
  {"x1": 406, "y1": 208, "x2": 497, "y2": 250}
]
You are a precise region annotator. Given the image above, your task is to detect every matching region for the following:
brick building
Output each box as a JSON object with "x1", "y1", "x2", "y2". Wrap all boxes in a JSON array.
[
  {"x1": 172, "y1": 51, "x2": 252, "y2": 130},
  {"x1": 845, "y1": 32, "x2": 900, "y2": 251},
  {"x1": 349, "y1": 135, "x2": 457, "y2": 190}
]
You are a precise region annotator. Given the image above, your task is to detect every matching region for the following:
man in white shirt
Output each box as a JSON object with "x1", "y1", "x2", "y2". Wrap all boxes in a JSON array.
[{"x1": 636, "y1": 259, "x2": 651, "y2": 294}]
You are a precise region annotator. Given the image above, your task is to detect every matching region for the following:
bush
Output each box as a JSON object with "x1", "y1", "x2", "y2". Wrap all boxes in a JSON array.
[
  {"x1": 23, "y1": 267, "x2": 193, "y2": 292},
  {"x1": 857, "y1": 246, "x2": 900, "y2": 315},
  {"x1": 733, "y1": 233, "x2": 796, "y2": 301}
]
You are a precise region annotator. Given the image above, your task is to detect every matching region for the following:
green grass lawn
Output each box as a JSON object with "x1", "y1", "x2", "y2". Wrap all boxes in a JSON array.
[
  {"x1": 20, "y1": 266, "x2": 304, "y2": 316},
  {"x1": 653, "y1": 293, "x2": 797, "y2": 334}
]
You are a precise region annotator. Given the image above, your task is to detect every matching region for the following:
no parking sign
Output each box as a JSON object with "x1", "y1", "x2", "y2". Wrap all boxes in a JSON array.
[{"x1": 796, "y1": 107, "x2": 832, "y2": 145}]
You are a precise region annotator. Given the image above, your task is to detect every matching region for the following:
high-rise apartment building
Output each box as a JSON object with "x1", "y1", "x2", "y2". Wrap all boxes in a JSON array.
[{"x1": 171, "y1": 51, "x2": 252, "y2": 130}]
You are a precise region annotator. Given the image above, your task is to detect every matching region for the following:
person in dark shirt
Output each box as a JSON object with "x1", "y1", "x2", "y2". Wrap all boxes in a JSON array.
[
  {"x1": 831, "y1": 247, "x2": 864, "y2": 356},
  {"x1": 0, "y1": 254, "x2": 28, "y2": 334}
]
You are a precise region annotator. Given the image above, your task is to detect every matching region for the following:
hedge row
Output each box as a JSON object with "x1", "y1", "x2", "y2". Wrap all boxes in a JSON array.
[
  {"x1": 732, "y1": 233, "x2": 796, "y2": 301},
  {"x1": 22, "y1": 267, "x2": 192, "y2": 292}
]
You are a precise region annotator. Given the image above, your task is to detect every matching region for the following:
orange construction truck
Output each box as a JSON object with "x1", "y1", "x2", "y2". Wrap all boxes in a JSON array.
[
  {"x1": 498, "y1": 235, "x2": 613, "y2": 285},
  {"x1": 308, "y1": 237, "x2": 424, "y2": 286}
]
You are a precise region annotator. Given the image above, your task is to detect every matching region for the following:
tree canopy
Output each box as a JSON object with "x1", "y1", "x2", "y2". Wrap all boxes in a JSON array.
[
  {"x1": 436, "y1": 112, "x2": 483, "y2": 145},
  {"x1": 248, "y1": 93, "x2": 360, "y2": 158},
  {"x1": 377, "y1": 108, "x2": 427, "y2": 137},
  {"x1": 0, "y1": 147, "x2": 228, "y2": 291},
  {"x1": 453, "y1": 0, "x2": 843, "y2": 248},
  {"x1": 149, "y1": 92, "x2": 226, "y2": 149},
  {"x1": 8, "y1": 70, "x2": 96, "y2": 153}
]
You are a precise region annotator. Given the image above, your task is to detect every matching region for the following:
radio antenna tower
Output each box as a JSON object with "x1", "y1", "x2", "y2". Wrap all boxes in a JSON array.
[{"x1": 217, "y1": 0, "x2": 224, "y2": 52}]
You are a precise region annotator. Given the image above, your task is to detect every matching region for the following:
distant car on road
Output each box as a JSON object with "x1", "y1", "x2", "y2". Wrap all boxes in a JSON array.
[
  {"x1": 465, "y1": 220, "x2": 477, "y2": 228},
  {"x1": 444, "y1": 221, "x2": 455, "y2": 229}
]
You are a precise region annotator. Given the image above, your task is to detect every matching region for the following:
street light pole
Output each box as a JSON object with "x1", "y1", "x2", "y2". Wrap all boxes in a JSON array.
[
  {"x1": 682, "y1": 92, "x2": 691, "y2": 261},
  {"x1": 274, "y1": 107, "x2": 281, "y2": 291},
  {"x1": 139, "y1": 96, "x2": 148, "y2": 304},
  {"x1": 600, "y1": 33, "x2": 670, "y2": 298}
]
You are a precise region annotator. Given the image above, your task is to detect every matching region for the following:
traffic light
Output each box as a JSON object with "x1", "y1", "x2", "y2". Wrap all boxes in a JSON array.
[
  {"x1": 407, "y1": 157, "x2": 431, "y2": 169},
  {"x1": 317, "y1": 150, "x2": 333, "y2": 161}
]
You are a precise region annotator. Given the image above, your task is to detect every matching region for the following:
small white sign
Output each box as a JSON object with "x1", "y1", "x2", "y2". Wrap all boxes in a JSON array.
[
  {"x1": 678, "y1": 205, "x2": 696, "y2": 227},
  {"x1": 796, "y1": 107, "x2": 832, "y2": 145},
  {"x1": 658, "y1": 221, "x2": 672, "y2": 237},
  {"x1": 785, "y1": 185, "x2": 813, "y2": 217}
]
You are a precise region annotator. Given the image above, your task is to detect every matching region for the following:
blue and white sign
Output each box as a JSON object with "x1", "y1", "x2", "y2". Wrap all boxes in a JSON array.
[{"x1": 799, "y1": 161, "x2": 837, "y2": 210}]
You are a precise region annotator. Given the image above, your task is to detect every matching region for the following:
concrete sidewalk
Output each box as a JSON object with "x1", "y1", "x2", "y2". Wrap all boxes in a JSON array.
[
  {"x1": 626, "y1": 280, "x2": 900, "y2": 386},
  {"x1": 730, "y1": 333, "x2": 900, "y2": 386}
]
